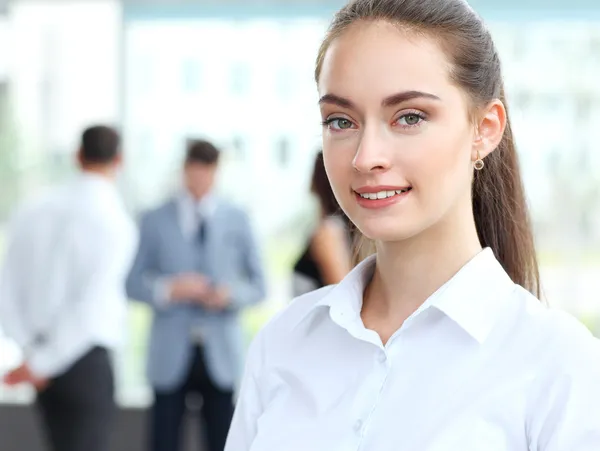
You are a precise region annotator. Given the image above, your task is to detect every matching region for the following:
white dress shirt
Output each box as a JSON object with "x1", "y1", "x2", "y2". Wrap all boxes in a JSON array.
[
  {"x1": 226, "y1": 248, "x2": 600, "y2": 451},
  {"x1": 0, "y1": 173, "x2": 138, "y2": 378},
  {"x1": 177, "y1": 190, "x2": 217, "y2": 241}
]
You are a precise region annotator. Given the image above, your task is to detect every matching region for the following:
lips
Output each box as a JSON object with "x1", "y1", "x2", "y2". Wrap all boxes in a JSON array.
[
  {"x1": 355, "y1": 187, "x2": 412, "y2": 200},
  {"x1": 353, "y1": 186, "x2": 413, "y2": 209}
]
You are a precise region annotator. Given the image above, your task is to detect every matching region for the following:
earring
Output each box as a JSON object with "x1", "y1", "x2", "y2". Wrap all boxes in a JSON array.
[{"x1": 474, "y1": 150, "x2": 484, "y2": 171}]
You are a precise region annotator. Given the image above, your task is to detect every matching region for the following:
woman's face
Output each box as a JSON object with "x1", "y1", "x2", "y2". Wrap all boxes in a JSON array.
[{"x1": 318, "y1": 21, "x2": 502, "y2": 243}]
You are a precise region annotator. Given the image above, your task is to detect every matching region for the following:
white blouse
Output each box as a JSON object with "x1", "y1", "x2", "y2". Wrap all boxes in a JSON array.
[{"x1": 225, "y1": 248, "x2": 600, "y2": 451}]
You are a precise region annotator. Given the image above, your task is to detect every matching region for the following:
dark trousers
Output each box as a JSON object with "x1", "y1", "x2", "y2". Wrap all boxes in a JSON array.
[
  {"x1": 150, "y1": 346, "x2": 234, "y2": 451},
  {"x1": 36, "y1": 346, "x2": 115, "y2": 451}
]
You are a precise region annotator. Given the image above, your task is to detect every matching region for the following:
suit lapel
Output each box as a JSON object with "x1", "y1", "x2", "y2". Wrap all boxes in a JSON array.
[{"x1": 166, "y1": 199, "x2": 187, "y2": 243}]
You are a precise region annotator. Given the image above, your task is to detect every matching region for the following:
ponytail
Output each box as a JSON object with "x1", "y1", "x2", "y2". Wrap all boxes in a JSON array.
[{"x1": 472, "y1": 89, "x2": 540, "y2": 297}]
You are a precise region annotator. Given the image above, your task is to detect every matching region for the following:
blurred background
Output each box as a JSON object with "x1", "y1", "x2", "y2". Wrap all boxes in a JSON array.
[{"x1": 0, "y1": 0, "x2": 599, "y2": 449}]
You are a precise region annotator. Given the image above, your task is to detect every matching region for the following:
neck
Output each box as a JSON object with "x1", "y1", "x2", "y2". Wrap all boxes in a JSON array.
[
  {"x1": 364, "y1": 200, "x2": 482, "y2": 328},
  {"x1": 187, "y1": 190, "x2": 209, "y2": 203},
  {"x1": 81, "y1": 165, "x2": 116, "y2": 182}
]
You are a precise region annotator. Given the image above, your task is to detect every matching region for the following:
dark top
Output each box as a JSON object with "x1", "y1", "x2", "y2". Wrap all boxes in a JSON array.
[
  {"x1": 293, "y1": 241, "x2": 325, "y2": 292},
  {"x1": 291, "y1": 216, "x2": 351, "y2": 297}
]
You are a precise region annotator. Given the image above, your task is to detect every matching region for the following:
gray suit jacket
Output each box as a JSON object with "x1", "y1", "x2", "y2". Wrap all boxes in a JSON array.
[{"x1": 125, "y1": 198, "x2": 266, "y2": 391}]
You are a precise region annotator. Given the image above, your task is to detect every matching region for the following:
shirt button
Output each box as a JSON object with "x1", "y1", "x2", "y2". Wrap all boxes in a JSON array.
[
  {"x1": 354, "y1": 420, "x2": 363, "y2": 432},
  {"x1": 378, "y1": 351, "x2": 387, "y2": 363}
]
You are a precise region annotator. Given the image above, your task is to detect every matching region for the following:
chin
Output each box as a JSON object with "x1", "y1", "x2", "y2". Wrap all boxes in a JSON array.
[{"x1": 353, "y1": 216, "x2": 423, "y2": 243}]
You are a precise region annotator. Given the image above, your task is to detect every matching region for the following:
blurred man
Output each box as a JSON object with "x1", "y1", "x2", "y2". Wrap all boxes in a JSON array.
[
  {"x1": 126, "y1": 139, "x2": 266, "y2": 451},
  {"x1": 0, "y1": 125, "x2": 138, "y2": 451}
]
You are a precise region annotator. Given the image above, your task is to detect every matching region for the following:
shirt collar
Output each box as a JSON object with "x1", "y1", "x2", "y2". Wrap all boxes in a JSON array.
[
  {"x1": 427, "y1": 248, "x2": 515, "y2": 343},
  {"x1": 79, "y1": 172, "x2": 115, "y2": 188},
  {"x1": 178, "y1": 190, "x2": 218, "y2": 218},
  {"x1": 77, "y1": 172, "x2": 119, "y2": 200},
  {"x1": 295, "y1": 247, "x2": 515, "y2": 344}
]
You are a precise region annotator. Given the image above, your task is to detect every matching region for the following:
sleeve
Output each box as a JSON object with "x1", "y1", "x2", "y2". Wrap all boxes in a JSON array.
[
  {"x1": 225, "y1": 331, "x2": 266, "y2": 450},
  {"x1": 27, "y1": 220, "x2": 139, "y2": 378},
  {"x1": 226, "y1": 211, "x2": 267, "y2": 310},
  {"x1": 125, "y1": 214, "x2": 170, "y2": 308},
  {"x1": 527, "y1": 331, "x2": 600, "y2": 450},
  {"x1": 0, "y1": 210, "x2": 33, "y2": 347}
]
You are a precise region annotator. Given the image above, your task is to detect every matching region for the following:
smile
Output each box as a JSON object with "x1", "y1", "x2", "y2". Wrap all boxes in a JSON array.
[
  {"x1": 353, "y1": 186, "x2": 412, "y2": 210},
  {"x1": 357, "y1": 188, "x2": 411, "y2": 200}
]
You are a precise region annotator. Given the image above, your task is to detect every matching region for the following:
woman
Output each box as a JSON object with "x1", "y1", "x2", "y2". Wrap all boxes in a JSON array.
[
  {"x1": 226, "y1": 1, "x2": 600, "y2": 450},
  {"x1": 292, "y1": 151, "x2": 352, "y2": 296}
]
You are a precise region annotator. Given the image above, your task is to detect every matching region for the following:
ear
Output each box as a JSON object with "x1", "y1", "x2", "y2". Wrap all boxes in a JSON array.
[
  {"x1": 113, "y1": 152, "x2": 123, "y2": 168},
  {"x1": 471, "y1": 99, "x2": 507, "y2": 163}
]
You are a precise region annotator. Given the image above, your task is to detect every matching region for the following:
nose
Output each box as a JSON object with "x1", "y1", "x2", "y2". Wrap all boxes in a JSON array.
[{"x1": 352, "y1": 126, "x2": 392, "y2": 173}]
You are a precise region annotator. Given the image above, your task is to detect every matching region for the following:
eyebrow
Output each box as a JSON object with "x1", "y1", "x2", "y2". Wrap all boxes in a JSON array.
[
  {"x1": 382, "y1": 90, "x2": 441, "y2": 107},
  {"x1": 318, "y1": 94, "x2": 356, "y2": 109},
  {"x1": 318, "y1": 90, "x2": 441, "y2": 109}
]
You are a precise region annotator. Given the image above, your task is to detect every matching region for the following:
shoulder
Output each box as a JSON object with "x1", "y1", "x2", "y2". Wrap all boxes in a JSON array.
[
  {"x1": 215, "y1": 201, "x2": 253, "y2": 228},
  {"x1": 7, "y1": 186, "x2": 64, "y2": 232},
  {"x1": 21, "y1": 185, "x2": 64, "y2": 214},
  {"x1": 508, "y1": 286, "x2": 600, "y2": 373},
  {"x1": 507, "y1": 288, "x2": 600, "y2": 433},
  {"x1": 139, "y1": 200, "x2": 174, "y2": 224},
  {"x1": 74, "y1": 210, "x2": 132, "y2": 247},
  {"x1": 248, "y1": 286, "x2": 336, "y2": 360},
  {"x1": 218, "y1": 200, "x2": 248, "y2": 218},
  {"x1": 514, "y1": 286, "x2": 595, "y2": 342},
  {"x1": 541, "y1": 306, "x2": 600, "y2": 369}
]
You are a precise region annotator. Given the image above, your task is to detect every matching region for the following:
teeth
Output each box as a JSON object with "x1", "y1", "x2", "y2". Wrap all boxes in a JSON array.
[{"x1": 359, "y1": 189, "x2": 410, "y2": 200}]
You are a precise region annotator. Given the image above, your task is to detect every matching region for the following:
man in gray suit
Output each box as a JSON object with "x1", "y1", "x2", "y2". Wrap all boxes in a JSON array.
[{"x1": 126, "y1": 139, "x2": 266, "y2": 451}]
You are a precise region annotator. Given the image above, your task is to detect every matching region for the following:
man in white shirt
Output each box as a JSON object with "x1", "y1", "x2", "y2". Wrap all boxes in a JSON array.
[{"x1": 0, "y1": 125, "x2": 138, "y2": 451}]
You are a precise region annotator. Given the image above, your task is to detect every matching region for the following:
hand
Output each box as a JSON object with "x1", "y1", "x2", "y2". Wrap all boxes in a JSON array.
[
  {"x1": 168, "y1": 274, "x2": 211, "y2": 302},
  {"x1": 4, "y1": 363, "x2": 49, "y2": 391},
  {"x1": 203, "y1": 285, "x2": 231, "y2": 310}
]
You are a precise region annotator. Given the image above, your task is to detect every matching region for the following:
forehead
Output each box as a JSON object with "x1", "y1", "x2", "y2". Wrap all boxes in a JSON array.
[
  {"x1": 318, "y1": 20, "x2": 456, "y2": 102},
  {"x1": 185, "y1": 163, "x2": 216, "y2": 173}
]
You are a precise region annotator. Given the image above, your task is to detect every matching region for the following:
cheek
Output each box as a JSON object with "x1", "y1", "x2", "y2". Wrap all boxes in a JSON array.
[
  {"x1": 409, "y1": 132, "x2": 472, "y2": 202},
  {"x1": 193, "y1": 178, "x2": 207, "y2": 191},
  {"x1": 323, "y1": 149, "x2": 353, "y2": 200}
]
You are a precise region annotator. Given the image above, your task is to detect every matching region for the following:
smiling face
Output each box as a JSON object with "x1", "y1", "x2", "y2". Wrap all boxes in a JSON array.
[{"x1": 318, "y1": 21, "x2": 483, "y2": 243}]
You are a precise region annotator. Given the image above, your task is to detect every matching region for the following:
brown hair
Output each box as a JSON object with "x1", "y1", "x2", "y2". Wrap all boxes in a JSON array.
[
  {"x1": 311, "y1": 151, "x2": 341, "y2": 217},
  {"x1": 315, "y1": 0, "x2": 540, "y2": 297},
  {"x1": 80, "y1": 125, "x2": 120, "y2": 164},
  {"x1": 185, "y1": 139, "x2": 220, "y2": 165}
]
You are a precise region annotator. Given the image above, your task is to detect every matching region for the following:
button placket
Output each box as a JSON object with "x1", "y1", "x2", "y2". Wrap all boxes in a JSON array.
[
  {"x1": 353, "y1": 346, "x2": 393, "y2": 449},
  {"x1": 354, "y1": 419, "x2": 363, "y2": 433}
]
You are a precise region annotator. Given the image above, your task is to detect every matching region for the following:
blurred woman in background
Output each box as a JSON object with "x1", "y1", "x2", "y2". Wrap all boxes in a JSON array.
[{"x1": 292, "y1": 151, "x2": 352, "y2": 296}]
